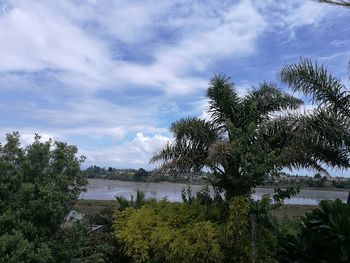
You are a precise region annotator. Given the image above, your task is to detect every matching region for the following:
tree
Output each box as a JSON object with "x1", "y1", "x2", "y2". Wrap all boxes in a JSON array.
[
  {"x1": 151, "y1": 70, "x2": 350, "y2": 199},
  {"x1": 134, "y1": 168, "x2": 149, "y2": 181},
  {"x1": 0, "y1": 132, "x2": 87, "y2": 261},
  {"x1": 314, "y1": 173, "x2": 322, "y2": 179}
]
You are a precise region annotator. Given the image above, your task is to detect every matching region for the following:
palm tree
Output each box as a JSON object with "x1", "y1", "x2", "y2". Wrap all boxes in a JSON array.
[{"x1": 151, "y1": 62, "x2": 350, "y2": 199}]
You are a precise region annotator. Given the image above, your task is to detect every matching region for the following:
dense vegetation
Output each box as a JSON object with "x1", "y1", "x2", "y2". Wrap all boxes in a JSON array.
[
  {"x1": 2, "y1": 57, "x2": 350, "y2": 263},
  {"x1": 84, "y1": 165, "x2": 350, "y2": 189},
  {"x1": 84, "y1": 166, "x2": 151, "y2": 182},
  {"x1": 0, "y1": 133, "x2": 119, "y2": 262},
  {"x1": 261, "y1": 173, "x2": 350, "y2": 189},
  {"x1": 84, "y1": 165, "x2": 210, "y2": 183}
]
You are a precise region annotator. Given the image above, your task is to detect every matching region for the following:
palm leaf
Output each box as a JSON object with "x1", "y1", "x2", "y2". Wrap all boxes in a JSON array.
[
  {"x1": 280, "y1": 59, "x2": 350, "y2": 116},
  {"x1": 207, "y1": 74, "x2": 241, "y2": 130},
  {"x1": 242, "y1": 82, "x2": 303, "y2": 126},
  {"x1": 150, "y1": 117, "x2": 219, "y2": 173}
]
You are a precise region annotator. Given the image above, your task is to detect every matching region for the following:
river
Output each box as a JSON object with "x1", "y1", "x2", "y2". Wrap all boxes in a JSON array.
[{"x1": 79, "y1": 179, "x2": 349, "y2": 205}]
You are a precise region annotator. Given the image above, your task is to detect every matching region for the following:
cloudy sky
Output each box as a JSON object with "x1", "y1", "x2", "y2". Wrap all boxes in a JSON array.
[{"x1": 0, "y1": 0, "x2": 349, "y2": 171}]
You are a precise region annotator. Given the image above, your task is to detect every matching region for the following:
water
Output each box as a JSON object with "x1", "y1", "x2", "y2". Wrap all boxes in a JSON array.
[{"x1": 80, "y1": 179, "x2": 349, "y2": 205}]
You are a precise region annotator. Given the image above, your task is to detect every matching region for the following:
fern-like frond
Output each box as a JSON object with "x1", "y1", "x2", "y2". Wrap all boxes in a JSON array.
[
  {"x1": 280, "y1": 59, "x2": 350, "y2": 116},
  {"x1": 242, "y1": 82, "x2": 303, "y2": 126},
  {"x1": 207, "y1": 74, "x2": 241, "y2": 130}
]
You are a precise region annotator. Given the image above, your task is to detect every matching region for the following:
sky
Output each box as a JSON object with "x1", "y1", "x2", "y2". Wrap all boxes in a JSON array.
[{"x1": 0, "y1": 0, "x2": 349, "y2": 173}]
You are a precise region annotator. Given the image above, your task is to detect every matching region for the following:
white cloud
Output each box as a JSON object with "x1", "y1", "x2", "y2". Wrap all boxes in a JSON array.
[
  {"x1": 254, "y1": 0, "x2": 335, "y2": 36},
  {"x1": 114, "y1": 0, "x2": 267, "y2": 94},
  {"x1": 0, "y1": 0, "x2": 268, "y2": 94},
  {"x1": 0, "y1": 0, "x2": 344, "y2": 168},
  {"x1": 81, "y1": 132, "x2": 171, "y2": 168}
]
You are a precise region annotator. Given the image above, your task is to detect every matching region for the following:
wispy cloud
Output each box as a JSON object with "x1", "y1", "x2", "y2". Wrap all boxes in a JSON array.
[{"x1": 0, "y1": 0, "x2": 348, "y2": 169}]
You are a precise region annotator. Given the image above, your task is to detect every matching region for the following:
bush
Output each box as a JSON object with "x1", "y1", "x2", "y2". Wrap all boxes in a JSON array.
[{"x1": 279, "y1": 199, "x2": 350, "y2": 262}]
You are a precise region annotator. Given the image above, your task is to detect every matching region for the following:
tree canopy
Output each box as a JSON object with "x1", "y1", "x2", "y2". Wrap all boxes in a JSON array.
[{"x1": 0, "y1": 132, "x2": 87, "y2": 262}]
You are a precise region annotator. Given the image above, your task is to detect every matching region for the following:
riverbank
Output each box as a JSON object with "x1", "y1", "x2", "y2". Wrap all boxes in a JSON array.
[
  {"x1": 256, "y1": 186, "x2": 350, "y2": 192},
  {"x1": 86, "y1": 178, "x2": 350, "y2": 192},
  {"x1": 73, "y1": 199, "x2": 317, "y2": 219}
]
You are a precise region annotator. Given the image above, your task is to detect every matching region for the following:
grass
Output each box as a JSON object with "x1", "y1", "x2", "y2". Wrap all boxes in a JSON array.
[
  {"x1": 273, "y1": 204, "x2": 317, "y2": 219},
  {"x1": 74, "y1": 200, "x2": 116, "y2": 216}
]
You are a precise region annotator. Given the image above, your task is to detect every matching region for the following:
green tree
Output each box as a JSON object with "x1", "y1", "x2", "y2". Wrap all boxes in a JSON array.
[
  {"x1": 134, "y1": 168, "x2": 149, "y2": 181},
  {"x1": 151, "y1": 72, "x2": 350, "y2": 199},
  {"x1": 314, "y1": 173, "x2": 322, "y2": 179},
  {"x1": 0, "y1": 132, "x2": 87, "y2": 262}
]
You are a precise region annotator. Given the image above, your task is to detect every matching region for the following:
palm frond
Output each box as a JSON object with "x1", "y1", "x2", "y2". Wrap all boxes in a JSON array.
[
  {"x1": 280, "y1": 59, "x2": 350, "y2": 116},
  {"x1": 150, "y1": 117, "x2": 219, "y2": 173},
  {"x1": 242, "y1": 82, "x2": 303, "y2": 125},
  {"x1": 316, "y1": 0, "x2": 350, "y2": 7},
  {"x1": 205, "y1": 141, "x2": 231, "y2": 172},
  {"x1": 207, "y1": 74, "x2": 241, "y2": 130}
]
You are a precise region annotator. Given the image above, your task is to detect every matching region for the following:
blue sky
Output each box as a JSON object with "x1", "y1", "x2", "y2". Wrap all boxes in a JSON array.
[{"x1": 0, "y1": 0, "x2": 349, "y2": 173}]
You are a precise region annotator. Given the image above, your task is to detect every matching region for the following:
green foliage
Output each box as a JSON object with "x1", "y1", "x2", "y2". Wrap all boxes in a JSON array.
[
  {"x1": 279, "y1": 199, "x2": 350, "y2": 262},
  {"x1": 223, "y1": 197, "x2": 252, "y2": 262},
  {"x1": 279, "y1": 59, "x2": 350, "y2": 173},
  {"x1": 251, "y1": 196, "x2": 280, "y2": 263},
  {"x1": 0, "y1": 230, "x2": 52, "y2": 263},
  {"x1": 181, "y1": 185, "x2": 194, "y2": 203},
  {"x1": 114, "y1": 189, "x2": 148, "y2": 211},
  {"x1": 94, "y1": 207, "x2": 115, "y2": 232},
  {"x1": 52, "y1": 221, "x2": 123, "y2": 263},
  {"x1": 152, "y1": 70, "x2": 350, "y2": 199},
  {"x1": 0, "y1": 132, "x2": 87, "y2": 261},
  {"x1": 114, "y1": 201, "x2": 223, "y2": 263},
  {"x1": 134, "y1": 168, "x2": 150, "y2": 181},
  {"x1": 273, "y1": 187, "x2": 301, "y2": 207},
  {"x1": 113, "y1": 196, "x2": 283, "y2": 263}
]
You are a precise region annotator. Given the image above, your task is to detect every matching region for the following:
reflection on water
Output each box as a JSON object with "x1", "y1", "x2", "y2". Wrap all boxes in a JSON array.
[{"x1": 79, "y1": 179, "x2": 349, "y2": 205}]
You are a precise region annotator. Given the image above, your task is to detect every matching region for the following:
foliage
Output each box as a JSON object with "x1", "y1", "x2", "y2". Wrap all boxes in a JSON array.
[
  {"x1": 113, "y1": 193, "x2": 284, "y2": 263},
  {"x1": 0, "y1": 132, "x2": 86, "y2": 262},
  {"x1": 134, "y1": 168, "x2": 150, "y2": 181},
  {"x1": 273, "y1": 187, "x2": 301, "y2": 207},
  {"x1": 151, "y1": 71, "x2": 350, "y2": 199},
  {"x1": 279, "y1": 59, "x2": 350, "y2": 173},
  {"x1": 115, "y1": 189, "x2": 149, "y2": 211},
  {"x1": 84, "y1": 165, "x2": 211, "y2": 184},
  {"x1": 223, "y1": 197, "x2": 252, "y2": 262},
  {"x1": 52, "y1": 219, "x2": 128, "y2": 263},
  {"x1": 94, "y1": 207, "x2": 116, "y2": 232},
  {"x1": 279, "y1": 199, "x2": 350, "y2": 262},
  {"x1": 114, "y1": 200, "x2": 223, "y2": 263}
]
